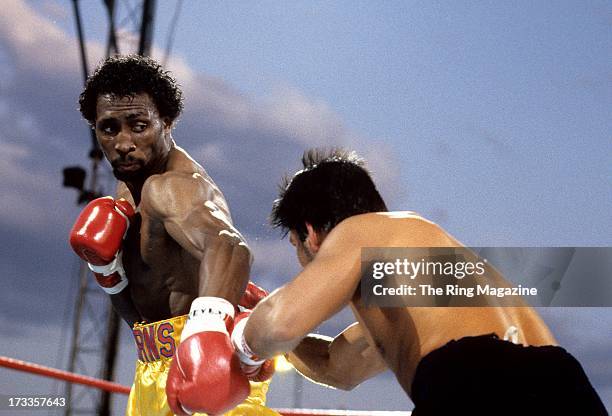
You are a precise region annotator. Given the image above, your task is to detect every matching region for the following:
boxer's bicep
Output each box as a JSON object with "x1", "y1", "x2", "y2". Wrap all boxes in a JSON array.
[
  {"x1": 165, "y1": 202, "x2": 251, "y2": 303},
  {"x1": 142, "y1": 174, "x2": 251, "y2": 303}
]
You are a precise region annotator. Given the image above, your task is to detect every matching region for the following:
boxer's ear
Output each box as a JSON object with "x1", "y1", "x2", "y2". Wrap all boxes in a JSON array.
[
  {"x1": 305, "y1": 223, "x2": 326, "y2": 253},
  {"x1": 162, "y1": 117, "x2": 173, "y2": 132}
]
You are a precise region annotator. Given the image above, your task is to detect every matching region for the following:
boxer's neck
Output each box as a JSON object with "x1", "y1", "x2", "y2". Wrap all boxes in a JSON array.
[{"x1": 123, "y1": 144, "x2": 173, "y2": 205}]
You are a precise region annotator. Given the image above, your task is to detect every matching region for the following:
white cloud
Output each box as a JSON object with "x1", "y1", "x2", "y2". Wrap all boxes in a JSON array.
[
  {"x1": 40, "y1": 0, "x2": 68, "y2": 22},
  {"x1": 1, "y1": 0, "x2": 102, "y2": 73},
  {"x1": 0, "y1": 139, "x2": 57, "y2": 228},
  {"x1": 249, "y1": 237, "x2": 300, "y2": 285},
  {"x1": 256, "y1": 86, "x2": 347, "y2": 146},
  {"x1": 0, "y1": 0, "x2": 402, "y2": 301}
]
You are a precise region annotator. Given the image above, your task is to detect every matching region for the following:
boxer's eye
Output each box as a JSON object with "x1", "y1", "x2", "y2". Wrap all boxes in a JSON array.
[
  {"x1": 98, "y1": 120, "x2": 119, "y2": 135},
  {"x1": 132, "y1": 122, "x2": 148, "y2": 133}
]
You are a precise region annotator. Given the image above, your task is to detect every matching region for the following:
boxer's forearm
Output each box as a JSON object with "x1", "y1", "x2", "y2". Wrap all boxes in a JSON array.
[
  {"x1": 287, "y1": 335, "x2": 356, "y2": 390},
  {"x1": 109, "y1": 290, "x2": 141, "y2": 328},
  {"x1": 288, "y1": 324, "x2": 387, "y2": 390},
  {"x1": 244, "y1": 290, "x2": 305, "y2": 358},
  {"x1": 197, "y1": 240, "x2": 251, "y2": 305}
]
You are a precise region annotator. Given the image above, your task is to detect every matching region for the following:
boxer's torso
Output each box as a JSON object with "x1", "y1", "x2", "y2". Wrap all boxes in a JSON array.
[
  {"x1": 345, "y1": 212, "x2": 557, "y2": 395},
  {"x1": 117, "y1": 146, "x2": 233, "y2": 322}
]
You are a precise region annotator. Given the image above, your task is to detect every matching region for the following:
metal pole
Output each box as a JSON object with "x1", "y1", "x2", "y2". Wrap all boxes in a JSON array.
[
  {"x1": 138, "y1": 0, "x2": 156, "y2": 56},
  {"x1": 71, "y1": 0, "x2": 101, "y2": 155},
  {"x1": 98, "y1": 309, "x2": 120, "y2": 416},
  {"x1": 71, "y1": 0, "x2": 89, "y2": 82},
  {"x1": 104, "y1": 0, "x2": 120, "y2": 56},
  {"x1": 64, "y1": 261, "x2": 90, "y2": 416}
]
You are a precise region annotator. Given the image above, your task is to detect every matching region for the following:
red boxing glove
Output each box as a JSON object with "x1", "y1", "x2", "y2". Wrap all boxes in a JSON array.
[
  {"x1": 231, "y1": 311, "x2": 275, "y2": 382},
  {"x1": 166, "y1": 297, "x2": 250, "y2": 416},
  {"x1": 69, "y1": 197, "x2": 135, "y2": 294},
  {"x1": 252, "y1": 357, "x2": 276, "y2": 383},
  {"x1": 238, "y1": 281, "x2": 269, "y2": 310}
]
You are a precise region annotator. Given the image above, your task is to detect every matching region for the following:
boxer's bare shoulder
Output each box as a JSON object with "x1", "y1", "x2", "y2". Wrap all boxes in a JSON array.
[
  {"x1": 141, "y1": 173, "x2": 212, "y2": 215},
  {"x1": 138, "y1": 171, "x2": 247, "y2": 258},
  {"x1": 143, "y1": 147, "x2": 227, "y2": 209},
  {"x1": 330, "y1": 211, "x2": 456, "y2": 248}
]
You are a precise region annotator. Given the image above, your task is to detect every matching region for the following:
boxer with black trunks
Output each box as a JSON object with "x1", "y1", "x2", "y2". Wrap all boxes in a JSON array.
[
  {"x1": 69, "y1": 55, "x2": 279, "y2": 416},
  {"x1": 230, "y1": 148, "x2": 608, "y2": 415}
]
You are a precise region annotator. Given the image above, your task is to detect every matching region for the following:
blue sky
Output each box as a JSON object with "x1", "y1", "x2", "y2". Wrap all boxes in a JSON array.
[{"x1": 1, "y1": 0, "x2": 610, "y2": 413}]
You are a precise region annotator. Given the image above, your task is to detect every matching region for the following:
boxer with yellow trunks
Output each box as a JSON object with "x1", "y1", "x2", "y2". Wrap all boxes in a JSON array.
[
  {"x1": 70, "y1": 55, "x2": 280, "y2": 414},
  {"x1": 127, "y1": 316, "x2": 276, "y2": 416}
]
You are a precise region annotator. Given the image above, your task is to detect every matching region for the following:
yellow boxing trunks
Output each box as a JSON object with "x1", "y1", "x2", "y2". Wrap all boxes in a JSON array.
[{"x1": 126, "y1": 315, "x2": 279, "y2": 416}]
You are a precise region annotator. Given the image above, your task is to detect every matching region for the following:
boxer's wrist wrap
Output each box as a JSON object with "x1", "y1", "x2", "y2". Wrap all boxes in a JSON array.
[
  {"x1": 87, "y1": 251, "x2": 128, "y2": 295},
  {"x1": 180, "y1": 297, "x2": 235, "y2": 342},
  {"x1": 231, "y1": 317, "x2": 266, "y2": 366}
]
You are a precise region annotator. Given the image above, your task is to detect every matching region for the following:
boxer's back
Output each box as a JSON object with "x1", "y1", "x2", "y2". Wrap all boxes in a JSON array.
[
  {"x1": 347, "y1": 212, "x2": 556, "y2": 394},
  {"x1": 117, "y1": 146, "x2": 234, "y2": 322}
]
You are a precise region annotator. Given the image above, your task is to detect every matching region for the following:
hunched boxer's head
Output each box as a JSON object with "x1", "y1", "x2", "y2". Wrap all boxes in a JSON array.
[{"x1": 272, "y1": 148, "x2": 387, "y2": 265}]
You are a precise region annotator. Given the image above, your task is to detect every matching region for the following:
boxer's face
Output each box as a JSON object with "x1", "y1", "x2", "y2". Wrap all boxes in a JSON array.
[{"x1": 95, "y1": 93, "x2": 172, "y2": 182}]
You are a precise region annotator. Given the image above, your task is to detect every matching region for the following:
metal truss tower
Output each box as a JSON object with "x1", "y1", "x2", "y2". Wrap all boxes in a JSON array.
[{"x1": 64, "y1": 1, "x2": 156, "y2": 414}]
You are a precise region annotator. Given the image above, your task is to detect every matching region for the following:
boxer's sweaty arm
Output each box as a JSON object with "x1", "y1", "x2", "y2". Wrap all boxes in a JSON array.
[
  {"x1": 288, "y1": 322, "x2": 387, "y2": 390},
  {"x1": 245, "y1": 217, "x2": 366, "y2": 357},
  {"x1": 142, "y1": 173, "x2": 251, "y2": 304},
  {"x1": 108, "y1": 183, "x2": 142, "y2": 327}
]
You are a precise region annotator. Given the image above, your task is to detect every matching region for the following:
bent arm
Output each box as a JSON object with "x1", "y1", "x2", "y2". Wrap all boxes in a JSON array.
[
  {"x1": 143, "y1": 174, "x2": 251, "y2": 305},
  {"x1": 244, "y1": 220, "x2": 363, "y2": 357},
  {"x1": 109, "y1": 183, "x2": 142, "y2": 327},
  {"x1": 288, "y1": 323, "x2": 387, "y2": 390}
]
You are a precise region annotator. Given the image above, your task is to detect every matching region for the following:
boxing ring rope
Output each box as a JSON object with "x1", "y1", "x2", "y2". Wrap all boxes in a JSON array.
[
  {"x1": 0, "y1": 355, "x2": 411, "y2": 416},
  {"x1": 0, "y1": 355, "x2": 130, "y2": 395}
]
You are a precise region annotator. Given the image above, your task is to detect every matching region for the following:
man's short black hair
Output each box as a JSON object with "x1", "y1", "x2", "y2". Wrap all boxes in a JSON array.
[
  {"x1": 79, "y1": 55, "x2": 183, "y2": 125},
  {"x1": 271, "y1": 148, "x2": 387, "y2": 241}
]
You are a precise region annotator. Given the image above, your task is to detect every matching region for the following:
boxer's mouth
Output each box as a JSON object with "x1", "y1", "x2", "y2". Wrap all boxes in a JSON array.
[{"x1": 115, "y1": 161, "x2": 142, "y2": 172}]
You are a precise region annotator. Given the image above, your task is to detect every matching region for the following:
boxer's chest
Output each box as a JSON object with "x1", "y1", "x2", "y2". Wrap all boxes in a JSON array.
[{"x1": 121, "y1": 212, "x2": 199, "y2": 319}]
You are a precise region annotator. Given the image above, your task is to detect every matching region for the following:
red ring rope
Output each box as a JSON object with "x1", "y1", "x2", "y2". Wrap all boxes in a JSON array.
[
  {"x1": 0, "y1": 355, "x2": 130, "y2": 395},
  {"x1": 0, "y1": 355, "x2": 411, "y2": 415}
]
